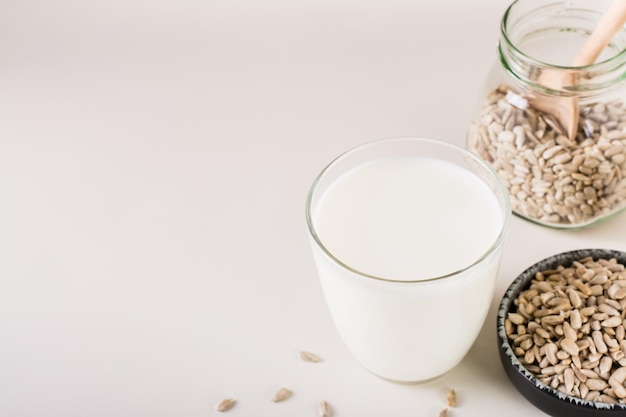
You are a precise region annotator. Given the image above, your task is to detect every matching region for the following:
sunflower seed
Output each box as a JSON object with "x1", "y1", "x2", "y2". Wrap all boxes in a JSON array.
[
  {"x1": 216, "y1": 398, "x2": 236, "y2": 412},
  {"x1": 318, "y1": 400, "x2": 332, "y2": 417},
  {"x1": 299, "y1": 351, "x2": 322, "y2": 363},
  {"x1": 561, "y1": 338, "x2": 580, "y2": 356},
  {"x1": 271, "y1": 387, "x2": 291, "y2": 403},
  {"x1": 447, "y1": 389, "x2": 457, "y2": 407}
]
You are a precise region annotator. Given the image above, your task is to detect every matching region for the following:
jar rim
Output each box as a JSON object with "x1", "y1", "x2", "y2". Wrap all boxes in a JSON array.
[{"x1": 500, "y1": 0, "x2": 626, "y2": 93}]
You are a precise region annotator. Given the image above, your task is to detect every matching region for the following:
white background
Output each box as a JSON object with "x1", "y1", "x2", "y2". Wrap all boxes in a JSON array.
[{"x1": 2, "y1": 1, "x2": 626, "y2": 416}]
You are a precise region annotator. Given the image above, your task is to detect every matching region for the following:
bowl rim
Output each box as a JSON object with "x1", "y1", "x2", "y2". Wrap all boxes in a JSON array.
[{"x1": 497, "y1": 248, "x2": 626, "y2": 411}]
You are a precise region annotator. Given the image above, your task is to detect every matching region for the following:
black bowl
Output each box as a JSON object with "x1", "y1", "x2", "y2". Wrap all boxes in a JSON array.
[{"x1": 497, "y1": 248, "x2": 626, "y2": 417}]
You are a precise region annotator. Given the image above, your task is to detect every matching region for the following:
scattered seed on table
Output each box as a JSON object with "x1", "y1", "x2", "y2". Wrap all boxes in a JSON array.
[
  {"x1": 271, "y1": 387, "x2": 291, "y2": 403},
  {"x1": 447, "y1": 389, "x2": 457, "y2": 407},
  {"x1": 215, "y1": 398, "x2": 236, "y2": 412},
  {"x1": 318, "y1": 400, "x2": 332, "y2": 417},
  {"x1": 299, "y1": 350, "x2": 322, "y2": 363}
]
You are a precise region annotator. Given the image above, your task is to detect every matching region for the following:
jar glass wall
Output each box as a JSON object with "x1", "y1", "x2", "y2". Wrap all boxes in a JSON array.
[{"x1": 468, "y1": 0, "x2": 626, "y2": 229}]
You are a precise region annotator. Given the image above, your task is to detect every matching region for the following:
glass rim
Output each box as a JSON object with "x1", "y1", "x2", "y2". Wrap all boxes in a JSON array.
[{"x1": 305, "y1": 137, "x2": 512, "y2": 284}]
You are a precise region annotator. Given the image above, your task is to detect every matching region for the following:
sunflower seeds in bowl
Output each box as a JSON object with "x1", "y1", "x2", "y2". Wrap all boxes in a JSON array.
[{"x1": 497, "y1": 248, "x2": 626, "y2": 417}]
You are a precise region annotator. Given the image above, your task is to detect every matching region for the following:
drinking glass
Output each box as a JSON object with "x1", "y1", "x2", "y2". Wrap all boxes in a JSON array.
[{"x1": 305, "y1": 137, "x2": 511, "y2": 382}]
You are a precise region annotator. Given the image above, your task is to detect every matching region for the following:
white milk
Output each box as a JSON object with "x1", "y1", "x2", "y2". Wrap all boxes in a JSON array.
[{"x1": 310, "y1": 155, "x2": 506, "y2": 381}]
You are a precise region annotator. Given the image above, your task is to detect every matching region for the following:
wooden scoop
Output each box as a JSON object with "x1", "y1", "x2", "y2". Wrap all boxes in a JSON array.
[{"x1": 531, "y1": 0, "x2": 626, "y2": 140}]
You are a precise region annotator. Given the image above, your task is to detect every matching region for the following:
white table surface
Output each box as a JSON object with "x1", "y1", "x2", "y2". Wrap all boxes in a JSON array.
[{"x1": 2, "y1": 1, "x2": 626, "y2": 416}]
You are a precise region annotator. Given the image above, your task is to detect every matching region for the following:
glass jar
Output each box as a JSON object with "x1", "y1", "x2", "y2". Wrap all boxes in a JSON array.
[{"x1": 467, "y1": 0, "x2": 626, "y2": 229}]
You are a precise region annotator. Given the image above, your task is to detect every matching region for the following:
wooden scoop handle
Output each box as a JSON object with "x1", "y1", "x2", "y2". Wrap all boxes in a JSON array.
[{"x1": 572, "y1": 0, "x2": 626, "y2": 67}]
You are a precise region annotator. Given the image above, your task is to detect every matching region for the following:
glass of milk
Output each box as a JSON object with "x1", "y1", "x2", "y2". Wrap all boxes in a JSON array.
[{"x1": 305, "y1": 137, "x2": 511, "y2": 382}]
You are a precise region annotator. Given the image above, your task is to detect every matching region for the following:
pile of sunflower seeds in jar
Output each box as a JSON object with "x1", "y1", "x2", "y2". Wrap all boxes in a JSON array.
[{"x1": 468, "y1": 85, "x2": 626, "y2": 227}]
